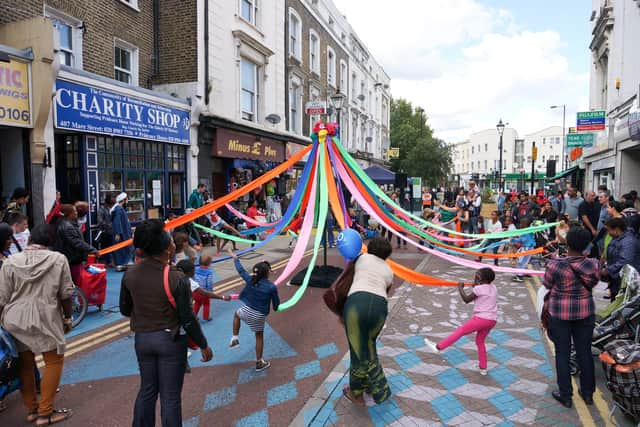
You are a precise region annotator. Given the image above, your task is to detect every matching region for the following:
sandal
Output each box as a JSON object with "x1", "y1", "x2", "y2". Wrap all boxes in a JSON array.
[
  {"x1": 36, "y1": 408, "x2": 73, "y2": 426},
  {"x1": 26, "y1": 412, "x2": 38, "y2": 422},
  {"x1": 342, "y1": 385, "x2": 365, "y2": 407}
]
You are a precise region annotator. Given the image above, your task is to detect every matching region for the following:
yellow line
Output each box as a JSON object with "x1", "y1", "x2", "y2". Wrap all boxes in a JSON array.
[{"x1": 524, "y1": 278, "x2": 614, "y2": 427}]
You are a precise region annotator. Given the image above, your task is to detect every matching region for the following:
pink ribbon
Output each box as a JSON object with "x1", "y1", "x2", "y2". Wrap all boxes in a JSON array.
[{"x1": 225, "y1": 203, "x2": 279, "y2": 227}]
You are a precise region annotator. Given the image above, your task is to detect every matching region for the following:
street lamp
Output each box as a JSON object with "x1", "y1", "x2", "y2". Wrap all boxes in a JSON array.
[
  {"x1": 496, "y1": 119, "x2": 506, "y2": 192},
  {"x1": 329, "y1": 91, "x2": 345, "y2": 131},
  {"x1": 550, "y1": 105, "x2": 566, "y2": 170}
]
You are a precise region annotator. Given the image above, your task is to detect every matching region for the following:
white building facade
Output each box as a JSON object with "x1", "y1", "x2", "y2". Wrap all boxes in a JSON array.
[{"x1": 585, "y1": 0, "x2": 640, "y2": 197}]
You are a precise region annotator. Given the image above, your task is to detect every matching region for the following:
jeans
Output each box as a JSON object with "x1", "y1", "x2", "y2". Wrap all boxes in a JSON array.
[
  {"x1": 438, "y1": 316, "x2": 496, "y2": 369},
  {"x1": 517, "y1": 253, "x2": 532, "y2": 270},
  {"x1": 133, "y1": 330, "x2": 187, "y2": 427},
  {"x1": 549, "y1": 315, "x2": 595, "y2": 399},
  {"x1": 114, "y1": 246, "x2": 133, "y2": 266},
  {"x1": 468, "y1": 216, "x2": 479, "y2": 234}
]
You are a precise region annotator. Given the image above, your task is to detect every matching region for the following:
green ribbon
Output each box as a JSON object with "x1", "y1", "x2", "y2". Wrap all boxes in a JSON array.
[{"x1": 192, "y1": 223, "x2": 258, "y2": 244}]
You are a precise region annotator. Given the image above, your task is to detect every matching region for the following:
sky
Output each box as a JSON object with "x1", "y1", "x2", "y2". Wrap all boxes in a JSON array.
[{"x1": 333, "y1": 0, "x2": 593, "y2": 143}]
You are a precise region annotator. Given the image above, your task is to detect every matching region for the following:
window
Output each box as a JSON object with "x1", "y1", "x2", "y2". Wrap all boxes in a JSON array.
[
  {"x1": 556, "y1": 137, "x2": 561, "y2": 144},
  {"x1": 471, "y1": 146, "x2": 474, "y2": 154},
  {"x1": 288, "y1": 74, "x2": 302, "y2": 134},
  {"x1": 484, "y1": 143, "x2": 488, "y2": 152},
  {"x1": 309, "y1": 31, "x2": 320, "y2": 74},
  {"x1": 240, "y1": 0, "x2": 258, "y2": 25},
  {"x1": 484, "y1": 160, "x2": 488, "y2": 170},
  {"x1": 119, "y1": 0, "x2": 139, "y2": 9},
  {"x1": 351, "y1": 74, "x2": 357, "y2": 100},
  {"x1": 241, "y1": 58, "x2": 258, "y2": 121},
  {"x1": 360, "y1": 81, "x2": 365, "y2": 103},
  {"x1": 339, "y1": 60, "x2": 347, "y2": 93},
  {"x1": 368, "y1": 90, "x2": 372, "y2": 112},
  {"x1": 352, "y1": 117, "x2": 357, "y2": 150},
  {"x1": 542, "y1": 137, "x2": 546, "y2": 144},
  {"x1": 114, "y1": 39, "x2": 139, "y2": 85},
  {"x1": 45, "y1": 6, "x2": 83, "y2": 69},
  {"x1": 288, "y1": 8, "x2": 302, "y2": 60},
  {"x1": 327, "y1": 47, "x2": 336, "y2": 87},
  {"x1": 309, "y1": 86, "x2": 320, "y2": 134}
]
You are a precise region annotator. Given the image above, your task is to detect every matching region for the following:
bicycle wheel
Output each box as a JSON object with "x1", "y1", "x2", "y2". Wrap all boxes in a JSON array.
[{"x1": 71, "y1": 286, "x2": 88, "y2": 328}]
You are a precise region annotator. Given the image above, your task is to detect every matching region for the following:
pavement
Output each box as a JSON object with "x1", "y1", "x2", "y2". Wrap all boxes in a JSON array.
[{"x1": 295, "y1": 253, "x2": 624, "y2": 427}]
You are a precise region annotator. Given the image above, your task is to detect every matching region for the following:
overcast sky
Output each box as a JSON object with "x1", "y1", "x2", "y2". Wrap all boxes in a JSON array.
[{"x1": 333, "y1": 0, "x2": 592, "y2": 143}]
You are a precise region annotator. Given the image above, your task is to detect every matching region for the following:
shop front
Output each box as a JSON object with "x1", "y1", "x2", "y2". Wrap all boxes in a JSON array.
[
  {"x1": 0, "y1": 46, "x2": 33, "y2": 213},
  {"x1": 53, "y1": 70, "x2": 191, "y2": 236},
  {"x1": 285, "y1": 141, "x2": 310, "y2": 194}
]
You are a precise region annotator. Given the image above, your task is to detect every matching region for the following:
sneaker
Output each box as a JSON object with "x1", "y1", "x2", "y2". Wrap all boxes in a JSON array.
[
  {"x1": 256, "y1": 359, "x2": 271, "y2": 372},
  {"x1": 424, "y1": 338, "x2": 440, "y2": 354},
  {"x1": 513, "y1": 275, "x2": 524, "y2": 282},
  {"x1": 479, "y1": 368, "x2": 488, "y2": 376},
  {"x1": 201, "y1": 318, "x2": 212, "y2": 323},
  {"x1": 229, "y1": 337, "x2": 240, "y2": 349},
  {"x1": 115, "y1": 265, "x2": 126, "y2": 272}
]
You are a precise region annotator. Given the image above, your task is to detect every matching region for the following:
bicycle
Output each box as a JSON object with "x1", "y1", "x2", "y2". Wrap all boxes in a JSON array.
[{"x1": 71, "y1": 286, "x2": 88, "y2": 328}]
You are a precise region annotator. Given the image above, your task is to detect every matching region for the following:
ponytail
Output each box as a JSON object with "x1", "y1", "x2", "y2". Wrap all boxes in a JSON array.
[{"x1": 251, "y1": 261, "x2": 272, "y2": 285}]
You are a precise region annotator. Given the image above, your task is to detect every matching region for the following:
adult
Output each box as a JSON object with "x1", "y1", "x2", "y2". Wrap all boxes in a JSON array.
[
  {"x1": 54, "y1": 204, "x2": 98, "y2": 286},
  {"x1": 544, "y1": 226, "x2": 599, "y2": 408},
  {"x1": 97, "y1": 194, "x2": 115, "y2": 266},
  {"x1": 467, "y1": 190, "x2": 482, "y2": 234},
  {"x1": 45, "y1": 191, "x2": 62, "y2": 225},
  {"x1": 1, "y1": 187, "x2": 29, "y2": 222},
  {"x1": 111, "y1": 192, "x2": 133, "y2": 271},
  {"x1": 0, "y1": 224, "x2": 74, "y2": 425},
  {"x1": 496, "y1": 191, "x2": 506, "y2": 214},
  {"x1": 562, "y1": 187, "x2": 583, "y2": 222},
  {"x1": 602, "y1": 217, "x2": 640, "y2": 298},
  {"x1": 631, "y1": 190, "x2": 640, "y2": 211},
  {"x1": 187, "y1": 183, "x2": 206, "y2": 210},
  {"x1": 120, "y1": 219, "x2": 212, "y2": 426},
  {"x1": 597, "y1": 191, "x2": 612, "y2": 233},
  {"x1": 209, "y1": 210, "x2": 241, "y2": 253},
  {"x1": 422, "y1": 187, "x2": 434, "y2": 209},
  {"x1": 578, "y1": 191, "x2": 600, "y2": 238},
  {"x1": 551, "y1": 191, "x2": 565, "y2": 215},
  {"x1": 0, "y1": 223, "x2": 12, "y2": 269},
  {"x1": 342, "y1": 237, "x2": 394, "y2": 406},
  {"x1": 512, "y1": 192, "x2": 534, "y2": 225}
]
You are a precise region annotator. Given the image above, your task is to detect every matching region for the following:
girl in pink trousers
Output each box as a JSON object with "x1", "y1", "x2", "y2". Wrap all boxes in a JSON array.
[{"x1": 424, "y1": 267, "x2": 498, "y2": 375}]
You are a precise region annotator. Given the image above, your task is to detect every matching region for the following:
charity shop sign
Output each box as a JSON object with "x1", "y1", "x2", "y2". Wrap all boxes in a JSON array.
[
  {"x1": 0, "y1": 59, "x2": 32, "y2": 127},
  {"x1": 54, "y1": 79, "x2": 190, "y2": 145}
]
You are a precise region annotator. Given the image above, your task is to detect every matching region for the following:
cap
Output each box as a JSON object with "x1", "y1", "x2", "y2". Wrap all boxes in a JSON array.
[{"x1": 116, "y1": 192, "x2": 128, "y2": 203}]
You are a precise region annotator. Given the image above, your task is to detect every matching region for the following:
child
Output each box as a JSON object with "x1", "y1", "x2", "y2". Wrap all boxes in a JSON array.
[
  {"x1": 424, "y1": 268, "x2": 498, "y2": 375},
  {"x1": 511, "y1": 217, "x2": 536, "y2": 282},
  {"x1": 6, "y1": 212, "x2": 29, "y2": 255},
  {"x1": 173, "y1": 232, "x2": 195, "y2": 263},
  {"x1": 476, "y1": 211, "x2": 502, "y2": 266},
  {"x1": 193, "y1": 255, "x2": 226, "y2": 321},
  {"x1": 227, "y1": 249, "x2": 280, "y2": 372}
]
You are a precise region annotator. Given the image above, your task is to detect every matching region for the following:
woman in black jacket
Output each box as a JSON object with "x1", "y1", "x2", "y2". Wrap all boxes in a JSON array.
[
  {"x1": 120, "y1": 219, "x2": 212, "y2": 427},
  {"x1": 54, "y1": 204, "x2": 97, "y2": 286}
]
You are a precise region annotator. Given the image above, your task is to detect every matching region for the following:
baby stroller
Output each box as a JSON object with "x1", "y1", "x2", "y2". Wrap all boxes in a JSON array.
[{"x1": 600, "y1": 339, "x2": 640, "y2": 424}]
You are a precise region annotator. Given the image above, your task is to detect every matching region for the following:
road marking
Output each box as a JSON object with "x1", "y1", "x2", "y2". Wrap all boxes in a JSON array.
[
  {"x1": 36, "y1": 248, "x2": 317, "y2": 367},
  {"x1": 524, "y1": 278, "x2": 614, "y2": 427}
]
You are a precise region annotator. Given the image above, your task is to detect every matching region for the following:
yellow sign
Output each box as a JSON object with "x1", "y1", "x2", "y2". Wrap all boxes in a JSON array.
[
  {"x1": 0, "y1": 59, "x2": 31, "y2": 127},
  {"x1": 532, "y1": 146, "x2": 538, "y2": 161},
  {"x1": 388, "y1": 147, "x2": 400, "y2": 158}
]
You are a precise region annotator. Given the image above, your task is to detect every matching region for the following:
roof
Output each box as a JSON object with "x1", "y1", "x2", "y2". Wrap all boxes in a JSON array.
[{"x1": 364, "y1": 165, "x2": 396, "y2": 184}]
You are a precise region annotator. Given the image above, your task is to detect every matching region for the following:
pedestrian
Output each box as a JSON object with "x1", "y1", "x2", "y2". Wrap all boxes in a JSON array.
[
  {"x1": 601, "y1": 217, "x2": 640, "y2": 299},
  {"x1": 467, "y1": 190, "x2": 482, "y2": 234},
  {"x1": 53, "y1": 204, "x2": 98, "y2": 286},
  {"x1": 551, "y1": 191, "x2": 565, "y2": 215},
  {"x1": 544, "y1": 226, "x2": 599, "y2": 408},
  {"x1": 0, "y1": 224, "x2": 75, "y2": 426},
  {"x1": 111, "y1": 192, "x2": 133, "y2": 271},
  {"x1": 0, "y1": 223, "x2": 13, "y2": 269},
  {"x1": 578, "y1": 191, "x2": 600, "y2": 238},
  {"x1": 173, "y1": 232, "x2": 195, "y2": 264},
  {"x1": 496, "y1": 191, "x2": 506, "y2": 214},
  {"x1": 97, "y1": 194, "x2": 115, "y2": 266},
  {"x1": 476, "y1": 211, "x2": 502, "y2": 266},
  {"x1": 512, "y1": 217, "x2": 536, "y2": 282},
  {"x1": 227, "y1": 249, "x2": 279, "y2": 372},
  {"x1": 187, "y1": 183, "x2": 206, "y2": 210},
  {"x1": 341, "y1": 237, "x2": 394, "y2": 406},
  {"x1": 6, "y1": 212, "x2": 29, "y2": 255},
  {"x1": 1, "y1": 187, "x2": 29, "y2": 222},
  {"x1": 246, "y1": 200, "x2": 266, "y2": 247},
  {"x1": 563, "y1": 187, "x2": 584, "y2": 222},
  {"x1": 45, "y1": 191, "x2": 62, "y2": 225},
  {"x1": 119, "y1": 219, "x2": 213, "y2": 427},
  {"x1": 209, "y1": 210, "x2": 241, "y2": 253},
  {"x1": 425, "y1": 267, "x2": 498, "y2": 375},
  {"x1": 631, "y1": 190, "x2": 640, "y2": 211},
  {"x1": 193, "y1": 254, "x2": 228, "y2": 321}
]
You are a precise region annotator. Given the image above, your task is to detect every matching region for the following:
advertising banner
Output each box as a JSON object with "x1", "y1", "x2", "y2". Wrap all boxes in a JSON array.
[{"x1": 0, "y1": 59, "x2": 31, "y2": 127}]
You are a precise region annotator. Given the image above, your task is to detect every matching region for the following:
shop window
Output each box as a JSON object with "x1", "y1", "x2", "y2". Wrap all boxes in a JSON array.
[
  {"x1": 145, "y1": 141, "x2": 164, "y2": 170},
  {"x1": 125, "y1": 171, "x2": 144, "y2": 223},
  {"x1": 167, "y1": 144, "x2": 186, "y2": 171},
  {"x1": 170, "y1": 174, "x2": 183, "y2": 209}
]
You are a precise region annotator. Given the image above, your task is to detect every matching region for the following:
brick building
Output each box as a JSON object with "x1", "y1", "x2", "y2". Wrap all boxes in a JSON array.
[{"x1": 0, "y1": 0, "x2": 197, "y2": 233}]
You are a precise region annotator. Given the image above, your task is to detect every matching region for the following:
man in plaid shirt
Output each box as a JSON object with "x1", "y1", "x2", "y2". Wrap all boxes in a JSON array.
[{"x1": 543, "y1": 226, "x2": 600, "y2": 408}]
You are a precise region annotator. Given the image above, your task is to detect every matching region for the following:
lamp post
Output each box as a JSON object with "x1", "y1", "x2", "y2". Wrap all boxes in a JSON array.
[
  {"x1": 496, "y1": 119, "x2": 506, "y2": 192},
  {"x1": 550, "y1": 105, "x2": 566, "y2": 169},
  {"x1": 329, "y1": 91, "x2": 345, "y2": 130}
]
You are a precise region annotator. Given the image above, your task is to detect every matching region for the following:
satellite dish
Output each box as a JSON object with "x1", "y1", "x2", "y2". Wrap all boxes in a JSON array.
[{"x1": 265, "y1": 114, "x2": 281, "y2": 124}]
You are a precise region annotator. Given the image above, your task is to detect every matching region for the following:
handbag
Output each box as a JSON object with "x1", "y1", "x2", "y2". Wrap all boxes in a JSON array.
[
  {"x1": 162, "y1": 265, "x2": 199, "y2": 350},
  {"x1": 323, "y1": 256, "x2": 359, "y2": 316}
]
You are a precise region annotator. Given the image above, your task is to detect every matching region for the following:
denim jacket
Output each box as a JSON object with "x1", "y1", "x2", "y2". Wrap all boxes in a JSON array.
[{"x1": 235, "y1": 259, "x2": 280, "y2": 315}]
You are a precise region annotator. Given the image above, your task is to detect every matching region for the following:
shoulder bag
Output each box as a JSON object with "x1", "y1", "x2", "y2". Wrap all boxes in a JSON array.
[
  {"x1": 162, "y1": 265, "x2": 199, "y2": 350},
  {"x1": 323, "y1": 256, "x2": 359, "y2": 316}
]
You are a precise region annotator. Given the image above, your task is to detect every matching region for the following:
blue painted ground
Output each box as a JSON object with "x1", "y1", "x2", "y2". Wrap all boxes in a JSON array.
[
  {"x1": 61, "y1": 300, "x2": 297, "y2": 385},
  {"x1": 67, "y1": 270, "x2": 125, "y2": 339}
]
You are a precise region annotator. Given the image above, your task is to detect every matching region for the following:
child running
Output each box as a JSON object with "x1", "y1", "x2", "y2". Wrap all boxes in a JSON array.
[
  {"x1": 193, "y1": 254, "x2": 227, "y2": 321},
  {"x1": 227, "y1": 249, "x2": 280, "y2": 372},
  {"x1": 424, "y1": 267, "x2": 498, "y2": 375}
]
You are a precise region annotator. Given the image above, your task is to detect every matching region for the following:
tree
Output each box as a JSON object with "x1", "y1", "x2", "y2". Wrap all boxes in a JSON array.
[{"x1": 389, "y1": 98, "x2": 452, "y2": 186}]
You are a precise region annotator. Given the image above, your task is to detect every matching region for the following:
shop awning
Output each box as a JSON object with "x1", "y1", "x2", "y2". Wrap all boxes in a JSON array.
[
  {"x1": 548, "y1": 166, "x2": 579, "y2": 180},
  {"x1": 502, "y1": 173, "x2": 545, "y2": 180},
  {"x1": 364, "y1": 165, "x2": 396, "y2": 184}
]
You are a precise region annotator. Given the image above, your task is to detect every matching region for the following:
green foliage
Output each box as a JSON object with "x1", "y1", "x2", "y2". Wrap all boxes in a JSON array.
[
  {"x1": 481, "y1": 187, "x2": 495, "y2": 203},
  {"x1": 389, "y1": 98, "x2": 452, "y2": 186}
]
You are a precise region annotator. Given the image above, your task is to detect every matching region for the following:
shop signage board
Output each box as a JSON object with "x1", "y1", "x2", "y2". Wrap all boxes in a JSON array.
[
  {"x1": 387, "y1": 147, "x2": 400, "y2": 158},
  {"x1": 0, "y1": 58, "x2": 32, "y2": 127},
  {"x1": 576, "y1": 111, "x2": 606, "y2": 131},
  {"x1": 305, "y1": 101, "x2": 326, "y2": 115},
  {"x1": 629, "y1": 104, "x2": 640, "y2": 142},
  {"x1": 214, "y1": 128, "x2": 285, "y2": 162},
  {"x1": 411, "y1": 177, "x2": 422, "y2": 198},
  {"x1": 566, "y1": 133, "x2": 595, "y2": 147},
  {"x1": 54, "y1": 79, "x2": 190, "y2": 145}
]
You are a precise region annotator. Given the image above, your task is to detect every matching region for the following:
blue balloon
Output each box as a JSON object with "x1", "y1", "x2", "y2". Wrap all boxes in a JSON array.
[{"x1": 337, "y1": 228, "x2": 362, "y2": 259}]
